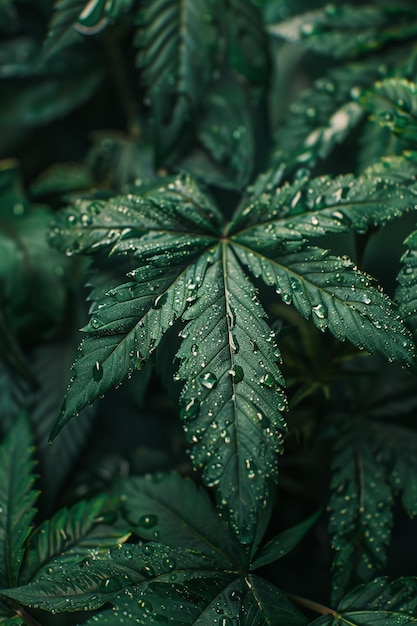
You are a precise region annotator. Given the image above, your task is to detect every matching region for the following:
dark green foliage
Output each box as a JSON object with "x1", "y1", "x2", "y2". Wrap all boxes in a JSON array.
[{"x1": 3, "y1": 0, "x2": 417, "y2": 624}]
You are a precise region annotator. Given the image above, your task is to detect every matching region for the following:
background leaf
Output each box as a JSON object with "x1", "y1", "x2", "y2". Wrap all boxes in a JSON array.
[{"x1": 0, "y1": 415, "x2": 38, "y2": 588}]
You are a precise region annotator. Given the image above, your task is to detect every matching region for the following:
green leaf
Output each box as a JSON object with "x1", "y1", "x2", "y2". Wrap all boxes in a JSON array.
[
  {"x1": 136, "y1": 0, "x2": 220, "y2": 161},
  {"x1": 120, "y1": 472, "x2": 243, "y2": 568},
  {"x1": 42, "y1": 0, "x2": 134, "y2": 60},
  {"x1": 3, "y1": 543, "x2": 214, "y2": 612},
  {"x1": 328, "y1": 419, "x2": 393, "y2": 604},
  {"x1": 48, "y1": 176, "x2": 219, "y2": 439},
  {"x1": 268, "y1": 5, "x2": 417, "y2": 60},
  {"x1": 396, "y1": 225, "x2": 417, "y2": 335},
  {"x1": 311, "y1": 577, "x2": 417, "y2": 625},
  {"x1": 0, "y1": 415, "x2": 38, "y2": 588},
  {"x1": 0, "y1": 46, "x2": 104, "y2": 142},
  {"x1": 251, "y1": 509, "x2": 321, "y2": 570},
  {"x1": 224, "y1": 0, "x2": 269, "y2": 87},
  {"x1": 270, "y1": 73, "x2": 367, "y2": 177},
  {"x1": 20, "y1": 494, "x2": 129, "y2": 584},
  {"x1": 234, "y1": 156, "x2": 417, "y2": 239},
  {"x1": 0, "y1": 162, "x2": 70, "y2": 342},
  {"x1": 361, "y1": 78, "x2": 417, "y2": 142},
  {"x1": 185, "y1": 72, "x2": 255, "y2": 190},
  {"x1": 83, "y1": 573, "x2": 306, "y2": 625},
  {"x1": 232, "y1": 244, "x2": 416, "y2": 370},
  {"x1": 176, "y1": 245, "x2": 287, "y2": 542}
]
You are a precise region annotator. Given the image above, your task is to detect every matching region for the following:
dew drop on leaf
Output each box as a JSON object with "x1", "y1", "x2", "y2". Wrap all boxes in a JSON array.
[
  {"x1": 229, "y1": 365, "x2": 244, "y2": 383},
  {"x1": 180, "y1": 397, "x2": 200, "y2": 420},
  {"x1": 312, "y1": 303, "x2": 327, "y2": 319},
  {"x1": 199, "y1": 372, "x2": 218, "y2": 389},
  {"x1": 138, "y1": 514, "x2": 158, "y2": 529},
  {"x1": 92, "y1": 361, "x2": 103, "y2": 381},
  {"x1": 80, "y1": 213, "x2": 93, "y2": 226},
  {"x1": 260, "y1": 373, "x2": 276, "y2": 388},
  {"x1": 124, "y1": 550, "x2": 133, "y2": 559},
  {"x1": 153, "y1": 292, "x2": 168, "y2": 309}
]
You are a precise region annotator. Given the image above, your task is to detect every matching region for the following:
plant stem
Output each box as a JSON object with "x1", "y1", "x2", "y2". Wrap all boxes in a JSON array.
[{"x1": 286, "y1": 592, "x2": 340, "y2": 617}]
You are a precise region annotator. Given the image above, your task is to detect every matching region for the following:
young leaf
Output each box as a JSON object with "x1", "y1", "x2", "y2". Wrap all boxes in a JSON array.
[
  {"x1": 268, "y1": 5, "x2": 417, "y2": 60},
  {"x1": 310, "y1": 577, "x2": 417, "y2": 625},
  {"x1": 20, "y1": 494, "x2": 129, "y2": 584},
  {"x1": 136, "y1": 0, "x2": 220, "y2": 161},
  {"x1": 0, "y1": 415, "x2": 38, "y2": 588},
  {"x1": 120, "y1": 472, "x2": 243, "y2": 568},
  {"x1": 361, "y1": 78, "x2": 417, "y2": 143},
  {"x1": 251, "y1": 509, "x2": 321, "y2": 570}
]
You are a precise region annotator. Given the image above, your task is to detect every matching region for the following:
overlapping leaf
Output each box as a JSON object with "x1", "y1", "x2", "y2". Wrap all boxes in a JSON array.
[
  {"x1": 136, "y1": 0, "x2": 220, "y2": 161},
  {"x1": 268, "y1": 5, "x2": 417, "y2": 60},
  {"x1": 310, "y1": 577, "x2": 417, "y2": 625},
  {"x1": 7, "y1": 472, "x2": 311, "y2": 624}
]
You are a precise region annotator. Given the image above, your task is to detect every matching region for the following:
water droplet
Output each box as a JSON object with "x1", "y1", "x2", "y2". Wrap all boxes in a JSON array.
[
  {"x1": 312, "y1": 303, "x2": 327, "y2": 320},
  {"x1": 229, "y1": 365, "x2": 244, "y2": 383},
  {"x1": 124, "y1": 550, "x2": 133, "y2": 559},
  {"x1": 92, "y1": 362, "x2": 103, "y2": 382},
  {"x1": 138, "y1": 514, "x2": 158, "y2": 529},
  {"x1": 141, "y1": 565, "x2": 155, "y2": 578},
  {"x1": 80, "y1": 213, "x2": 93, "y2": 226},
  {"x1": 153, "y1": 292, "x2": 168, "y2": 309},
  {"x1": 260, "y1": 373, "x2": 276, "y2": 388},
  {"x1": 200, "y1": 372, "x2": 218, "y2": 389},
  {"x1": 180, "y1": 397, "x2": 200, "y2": 421}
]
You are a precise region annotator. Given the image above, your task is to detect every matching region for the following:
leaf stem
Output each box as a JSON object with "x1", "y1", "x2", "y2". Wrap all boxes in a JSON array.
[{"x1": 286, "y1": 592, "x2": 339, "y2": 617}]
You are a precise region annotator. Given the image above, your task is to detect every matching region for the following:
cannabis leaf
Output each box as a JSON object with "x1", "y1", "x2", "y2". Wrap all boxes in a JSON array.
[
  {"x1": 42, "y1": 0, "x2": 133, "y2": 60},
  {"x1": 136, "y1": 0, "x2": 219, "y2": 162},
  {"x1": 49, "y1": 162, "x2": 417, "y2": 539},
  {"x1": 0, "y1": 412, "x2": 130, "y2": 621},
  {"x1": 309, "y1": 577, "x2": 417, "y2": 625},
  {"x1": 396, "y1": 223, "x2": 417, "y2": 336},
  {"x1": 361, "y1": 78, "x2": 417, "y2": 143},
  {"x1": 8, "y1": 472, "x2": 312, "y2": 624},
  {"x1": 326, "y1": 358, "x2": 417, "y2": 603},
  {"x1": 0, "y1": 415, "x2": 37, "y2": 589},
  {"x1": 268, "y1": 5, "x2": 417, "y2": 60}
]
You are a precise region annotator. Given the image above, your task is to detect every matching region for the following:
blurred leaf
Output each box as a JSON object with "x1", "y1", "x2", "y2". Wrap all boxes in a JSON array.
[
  {"x1": 42, "y1": 0, "x2": 134, "y2": 61},
  {"x1": 136, "y1": 0, "x2": 220, "y2": 162},
  {"x1": 0, "y1": 415, "x2": 38, "y2": 588},
  {"x1": 268, "y1": 5, "x2": 417, "y2": 60},
  {"x1": 362, "y1": 78, "x2": 417, "y2": 143},
  {"x1": 0, "y1": 161, "x2": 70, "y2": 342}
]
